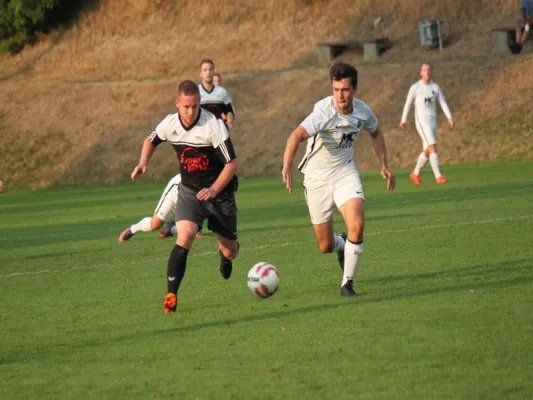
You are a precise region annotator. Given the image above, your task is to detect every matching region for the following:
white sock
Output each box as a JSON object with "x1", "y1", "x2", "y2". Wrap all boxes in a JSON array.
[
  {"x1": 333, "y1": 234, "x2": 345, "y2": 252},
  {"x1": 171, "y1": 225, "x2": 177, "y2": 235},
  {"x1": 414, "y1": 153, "x2": 428, "y2": 175},
  {"x1": 342, "y1": 241, "x2": 363, "y2": 286},
  {"x1": 429, "y1": 153, "x2": 442, "y2": 178},
  {"x1": 130, "y1": 217, "x2": 152, "y2": 234}
]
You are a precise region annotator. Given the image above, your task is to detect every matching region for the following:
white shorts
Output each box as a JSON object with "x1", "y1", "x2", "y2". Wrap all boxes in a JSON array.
[
  {"x1": 154, "y1": 175, "x2": 181, "y2": 222},
  {"x1": 415, "y1": 114, "x2": 437, "y2": 150},
  {"x1": 303, "y1": 170, "x2": 364, "y2": 225}
]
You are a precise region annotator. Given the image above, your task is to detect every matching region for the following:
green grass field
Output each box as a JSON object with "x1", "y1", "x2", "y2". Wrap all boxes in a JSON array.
[{"x1": 1, "y1": 162, "x2": 533, "y2": 399}]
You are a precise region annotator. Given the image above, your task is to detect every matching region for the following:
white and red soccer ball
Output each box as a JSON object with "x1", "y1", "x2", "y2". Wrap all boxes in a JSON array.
[{"x1": 247, "y1": 262, "x2": 279, "y2": 298}]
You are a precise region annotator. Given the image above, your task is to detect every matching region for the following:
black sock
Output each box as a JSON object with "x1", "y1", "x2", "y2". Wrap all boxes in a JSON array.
[{"x1": 167, "y1": 244, "x2": 189, "y2": 294}]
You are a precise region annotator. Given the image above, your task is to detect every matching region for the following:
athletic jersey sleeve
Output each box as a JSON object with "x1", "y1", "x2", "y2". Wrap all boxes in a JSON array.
[
  {"x1": 364, "y1": 107, "x2": 379, "y2": 133},
  {"x1": 146, "y1": 114, "x2": 172, "y2": 146},
  {"x1": 222, "y1": 89, "x2": 235, "y2": 116},
  {"x1": 436, "y1": 85, "x2": 453, "y2": 120},
  {"x1": 210, "y1": 118, "x2": 237, "y2": 164},
  {"x1": 401, "y1": 84, "x2": 416, "y2": 123},
  {"x1": 300, "y1": 103, "x2": 329, "y2": 137}
]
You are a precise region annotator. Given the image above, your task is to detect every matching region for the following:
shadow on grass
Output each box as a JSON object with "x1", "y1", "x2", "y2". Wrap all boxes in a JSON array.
[{"x1": 2, "y1": 258, "x2": 531, "y2": 365}]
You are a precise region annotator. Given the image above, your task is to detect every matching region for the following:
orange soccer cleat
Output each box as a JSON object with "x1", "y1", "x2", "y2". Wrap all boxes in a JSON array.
[
  {"x1": 409, "y1": 172, "x2": 422, "y2": 185},
  {"x1": 163, "y1": 293, "x2": 177, "y2": 313},
  {"x1": 436, "y1": 175, "x2": 448, "y2": 184}
]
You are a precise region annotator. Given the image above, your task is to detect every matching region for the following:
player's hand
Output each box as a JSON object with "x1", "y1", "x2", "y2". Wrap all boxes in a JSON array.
[
  {"x1": 381, "y1": 166, "x2": 396, "y2": 192},
  {"x1": 281, "y1": 166, "x2": 293, "y2": 194},
  {"x1": 197, "y1": 187, "x2": 218, "y2": 201},
  {"x1": 448, "y1": 119, "x2": 455, "y2": 128},
  {"x1": 131, "y1": 164, "x2": 147, "y2": 181},
  {"x1": 226, "y1": 114, "x2": 234, "y2": 129},
  {"x1": 399, "y1": 122, "x2": 406, "y2": 129}
]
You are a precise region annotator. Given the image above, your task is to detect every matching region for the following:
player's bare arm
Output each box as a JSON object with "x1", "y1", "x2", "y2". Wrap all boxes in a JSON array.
[
  {"x1": 197, "y1": 158, "x2": 238, "y2": 201},
  {"x1": 282, "y1": 125, "x2": 310, "y2": 193},
  {"x1": 131, "y1": 139, "x2": 156, "y2": 180},
  {"x1": 369, "y1": 127, "x2": 396, "y2": 192}
]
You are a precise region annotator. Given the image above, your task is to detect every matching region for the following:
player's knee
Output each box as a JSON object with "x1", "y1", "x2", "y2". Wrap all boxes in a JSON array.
[
  {"x1": 348, "y1": 220, "x2": 364, "y2": 239},
  {"x1": 150, "y1": 217, "x2": 164, "y2": 230},
  {"x1": 220, "y1": 241, "x2": 239, "y2": 260},
  {"x1": 220, "y1": 246, "x2": 238, "y2": 260}
]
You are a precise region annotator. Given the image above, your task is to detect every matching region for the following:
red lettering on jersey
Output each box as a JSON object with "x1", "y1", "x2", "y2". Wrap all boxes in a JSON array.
[{"x1": 180, "y1": 147, "x2": 209, "y2": 172}]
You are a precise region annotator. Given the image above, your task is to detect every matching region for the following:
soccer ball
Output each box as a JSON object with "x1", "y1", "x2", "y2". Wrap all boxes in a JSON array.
[{"x1": 247, "y1": 262, "x2": 280, "y2": 298}]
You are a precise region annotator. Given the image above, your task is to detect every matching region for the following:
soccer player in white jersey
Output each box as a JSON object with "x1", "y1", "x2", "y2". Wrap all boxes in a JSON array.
[
  {"x1": 131, "y1": 80, "x2": 239, "y2": 313},
  {"x1": 282, "y1": 61, "x2": 396, "y2": 297},
  {"x1": 118, "y1": 174, "x2": 181, "y2": 242},
  {"x1": 199, "y1": 59, "x2": 235, "y2": 128},
  {"x1": 400, "y1": 63, "x2": 455, "y2": 185}
]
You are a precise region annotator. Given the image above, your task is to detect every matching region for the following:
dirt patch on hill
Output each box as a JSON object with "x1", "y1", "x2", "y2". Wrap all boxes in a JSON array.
[{"x1": 0, "y1": 0, "x2": 531, "y2": 188}]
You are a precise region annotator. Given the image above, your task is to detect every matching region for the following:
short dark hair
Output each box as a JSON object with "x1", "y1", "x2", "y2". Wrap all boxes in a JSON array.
[
  {"x1": 213, "y1": 72, "x2": 221, "y2": 78},
  {"x1": 329, "y1": 61, "x2": 358, "y2": 88},
  {"x1": 199, "y1": 59, "x2": 215, "y2": 69},
  {"x1": 176, "y1": 80, "x2": 200, "y2": 97}
]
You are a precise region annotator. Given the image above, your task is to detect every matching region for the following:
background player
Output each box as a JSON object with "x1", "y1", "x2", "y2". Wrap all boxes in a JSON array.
[
  {"x1": 199, "y1": 59, "x2": 235, "y2": 128},
  {"x1": 281, "y1": 61, "x2": 396, "y2": 297},
  {"x1": 400, "y1": 63, "x2": 455, "y2": 185},
  {"x1": 516, "y1": 0, "x2": 533, "y2": 48},
  {"x1": 131, "y1": 80, "x2": 239, "y2": 313},
  {"x1": 213, "y1": 72, "x2": 223, "y2": 86}
]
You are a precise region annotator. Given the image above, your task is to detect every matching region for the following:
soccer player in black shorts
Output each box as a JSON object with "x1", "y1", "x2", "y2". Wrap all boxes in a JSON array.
[{"x1": 131, "y1": 80, "x2": 239, "y2": 313}]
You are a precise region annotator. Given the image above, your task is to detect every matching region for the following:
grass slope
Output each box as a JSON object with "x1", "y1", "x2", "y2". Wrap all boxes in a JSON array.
[{"x1": 1, "y1": 162, "x2": 533, "y2": 399}]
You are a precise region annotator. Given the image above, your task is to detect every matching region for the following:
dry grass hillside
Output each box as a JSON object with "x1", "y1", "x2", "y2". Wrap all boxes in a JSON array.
[{"x1": 0, "y1": 0, "x2": 532, "y2": 188}]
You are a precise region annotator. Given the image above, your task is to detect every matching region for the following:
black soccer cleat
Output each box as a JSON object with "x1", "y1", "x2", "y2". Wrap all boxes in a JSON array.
[
  {"x1": 340, "y1": 280, "x2": 359, "y2": 297},
  {"x1": 336, "y1": 232, "x2": 347, "y2": 271},
  {"x1": 118, "y1": 226, "x2": 134, "y2": 242},
  {"x1": 218, "y1": 249, "x2": 233, "y2": 280}
]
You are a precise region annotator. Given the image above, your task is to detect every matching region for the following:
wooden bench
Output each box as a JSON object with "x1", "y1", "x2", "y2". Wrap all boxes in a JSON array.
[{"x1": 315, "y1": 38, "x2": 392, "y2": 63}]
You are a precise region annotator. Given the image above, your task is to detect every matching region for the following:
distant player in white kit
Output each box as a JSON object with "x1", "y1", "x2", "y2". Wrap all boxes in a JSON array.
[
  {"x1": 400, "y1": 63, "x2": 455, "y2": 185},
  {"x1": 282, "y1": 62, "x2": 396, "y2": 297}
]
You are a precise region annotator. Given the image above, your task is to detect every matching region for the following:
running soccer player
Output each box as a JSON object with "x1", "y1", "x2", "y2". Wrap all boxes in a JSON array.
[
  {"x1": 400, "y1": 63, "x2": 455, "y2": 185},
  {"x1": 198, "y1": 59, "x2": 235, "y2": 128},
  {"x1": 131, "y1": 80, "x2": 239, "y2": 313},
  {"x1": 118, "y1": 174, "x2": 181, "y2": 242},
  {"x1": 281, "y1": 61, "x2": 396, "y2": 297}
]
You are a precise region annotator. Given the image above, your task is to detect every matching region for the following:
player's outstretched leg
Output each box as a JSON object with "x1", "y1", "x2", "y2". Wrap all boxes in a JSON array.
[
  {"x1": 119, "y1": 216, "x2": 166, "y2": 242},
  {"x1": 339, "y1": 198, "x2": 364, "y2": 297},
  {"x1": 427, "y1": 145, "x2": 447, "y2": 183},
  {"x1": 118, "y1": 217, "x2": 151, "y2": 242},
  {"x1": 164, "y1": 244, "x2": 189, "y2": 313},
  {"x1": 340, "y1": 240, "x2": 363, "y2": 297},
  {"x1": 410, "y1": 152, "x2": 428, "y2": 185},
  {"x1": 164, "y1": 221, "x2": 197, "y2": 313}
]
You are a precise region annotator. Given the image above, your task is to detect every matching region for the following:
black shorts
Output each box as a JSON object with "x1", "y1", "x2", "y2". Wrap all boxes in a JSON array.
[{"x1": 176, "y1": 184, "x2": 238, "y2": 240}]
